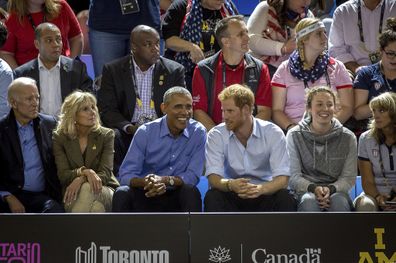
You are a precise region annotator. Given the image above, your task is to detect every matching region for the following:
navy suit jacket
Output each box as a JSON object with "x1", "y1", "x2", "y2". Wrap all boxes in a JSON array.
[
  {"x1": 0, "y1": 111, "x2": 62, "y2": 202},
  {"x1": 97, "y1": 55, "x2": 185, "y2": 131},
  {"x1": 13, "y1": 55, "x2": 93, "y2": 100}
]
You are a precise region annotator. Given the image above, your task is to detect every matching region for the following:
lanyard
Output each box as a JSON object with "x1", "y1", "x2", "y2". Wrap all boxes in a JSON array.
[
  {"x1": 357, "y1": 0, "x2": 385, "y2": 45},
  {"x1": 222, "y1": 58, "x2": 245, "y2": 89},
  {"x1": 129, "y1": 55, "x2": 155, "y2": 109},
  {"x1": 27, "y1": 13, "x2": 46, "y2": 30},
  {"x1": 380, "y1": 62, "x2": 396, "y2": 92},
  {"x1": 378, "y1": 143, "x2": 395, "y2": 183},
  {"x1": 303, "y1": 71, "x2": 331, "y2": 90},
  {"x1": 200, "y1": 34, "x2": 215, "y2": 52}
]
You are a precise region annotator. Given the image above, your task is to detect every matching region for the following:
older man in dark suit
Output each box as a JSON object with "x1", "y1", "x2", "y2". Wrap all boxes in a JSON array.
[
  {"x1": 13, "y1": 22, "x2": 92, "y2": 117},
  {"x1": 0, "y1": 77, "x2": 63, "y2": 213},
  {"x1": 97, "y1": 25, "x2": 185, "y2": 175}
]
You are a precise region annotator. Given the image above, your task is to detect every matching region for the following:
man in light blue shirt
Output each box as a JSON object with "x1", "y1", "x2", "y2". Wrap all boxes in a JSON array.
[
  {"x1": 112, "y1": 87, "x2": 206, "y2": 212},
  {"x1": 204, "y1": 84, "x2": 296, "y2": 212}
]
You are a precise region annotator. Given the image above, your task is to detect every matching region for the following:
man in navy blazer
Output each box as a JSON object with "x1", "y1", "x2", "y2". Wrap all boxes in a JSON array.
[
  {"x1": 13, "y1": 23, "x2": 93, "y2": 117},
  {"x1": 0, "y1": 77, "x2": 63, "y2": 213},
  {"x1": 97, "y1": 25, "x2": 185, "y2": 175}
]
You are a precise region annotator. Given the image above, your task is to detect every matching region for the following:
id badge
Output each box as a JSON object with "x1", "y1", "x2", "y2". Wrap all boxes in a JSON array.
[
  {"x1": 369, "y1": 52, "x2": 380, "y2": 64},
  {"x1": 119, "y1": 0, "x2": 140, "y2": 15}
]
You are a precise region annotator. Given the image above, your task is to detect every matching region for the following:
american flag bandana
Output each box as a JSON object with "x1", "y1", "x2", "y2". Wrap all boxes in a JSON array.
[{"x1": 175, "y1": 0, "x2": 238, "y2": 71}]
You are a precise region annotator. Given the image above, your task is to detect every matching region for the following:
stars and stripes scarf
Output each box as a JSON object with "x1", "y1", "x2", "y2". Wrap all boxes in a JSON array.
[
  {"x1": 289, "y1": 50, "x2": 330, "y2": 83},
  {"x1": 175, "y1": 0, "x2": 237, "y2": 72}
]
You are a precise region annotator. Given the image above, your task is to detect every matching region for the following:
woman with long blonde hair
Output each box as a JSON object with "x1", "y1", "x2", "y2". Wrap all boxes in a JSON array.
[
  {"x1": 53, "y1": 91, "x2": 119, "y2": 212},
  {"x1": 354, "y1": 92, "x2": 396, "y2": 211}
]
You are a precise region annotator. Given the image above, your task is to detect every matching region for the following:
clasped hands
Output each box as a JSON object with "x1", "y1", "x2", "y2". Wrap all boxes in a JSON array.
[
  {"x1": 229, "y1": 178, "x2": 264, "y2": 199},
  {"x1": 314, "y1": 186, "x2": 331, "y2": 210},
  {"x1": 144, "y1": 174, "x2": 167, "y2": 198}
]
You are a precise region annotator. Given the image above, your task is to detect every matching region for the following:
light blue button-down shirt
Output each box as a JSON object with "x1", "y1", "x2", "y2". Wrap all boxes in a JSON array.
[
  {"x1": 119, "y1": 116, "x2": 207, "y2": 186},
  {"x1": 205, "y1": 118, "x2": 290, "y2": 184},
  {"x1": 0, "y1": 120, "x2": 46, "y2": 200},
  {"x1": 17, "y1": 121, "x2": 46, "y2": 192}
]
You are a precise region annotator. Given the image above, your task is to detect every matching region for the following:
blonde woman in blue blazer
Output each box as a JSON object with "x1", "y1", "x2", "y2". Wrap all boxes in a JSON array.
[{"x1": 53, "y1": 91, "x2": 119, "y2": 212}]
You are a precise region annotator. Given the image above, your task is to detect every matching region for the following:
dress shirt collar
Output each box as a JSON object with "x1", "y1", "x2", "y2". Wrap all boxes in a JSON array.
[
  {"x1": 159, "y1": 116, "x2": 190, "y2": 139},
  {"x1": 132, "y1": 57, "x2": 155, "y2": 74},
  {"x1": 361, "y1": 0, "x2": 384, "y2": 10},
  {"x1": 16, "y1": 119, "x2": 33, "y2": 130},
  {"x1": 38, "y1": 55, "x2": 61, "y2": 71},
  {"x1": 228, "y1": 116, "x2": 260, "y2": 139}
]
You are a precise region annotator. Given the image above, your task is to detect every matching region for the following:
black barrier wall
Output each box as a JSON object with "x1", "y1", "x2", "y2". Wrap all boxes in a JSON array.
[
  {"x1": 0, "y1": 214, "x2": 189, "y2": 263},
  {"x1": 0, "y1": 213, "x2": 395, "y2": 263}
]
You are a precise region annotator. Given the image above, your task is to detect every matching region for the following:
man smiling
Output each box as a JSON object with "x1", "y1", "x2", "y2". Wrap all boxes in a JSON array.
[
  {"x1": 112, "y1": 87, "x2": 206, "y2": 212},
  {"x1": 204, "y1": 84, "x2": 295, "y2": 212}
]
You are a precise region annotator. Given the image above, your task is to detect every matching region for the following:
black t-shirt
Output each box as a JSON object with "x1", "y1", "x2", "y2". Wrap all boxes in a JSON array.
[{"x1": 162, "y1": 0, "x2": 223, "y2": 69}]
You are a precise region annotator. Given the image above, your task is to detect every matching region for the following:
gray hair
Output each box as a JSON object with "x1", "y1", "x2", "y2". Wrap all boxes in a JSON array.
[
  {"x1": 163, "y1": 86, "x2": 191, "y2": 104},
  {"x1": 8, "y1": 77, "x2": 37, "y2": 102}
]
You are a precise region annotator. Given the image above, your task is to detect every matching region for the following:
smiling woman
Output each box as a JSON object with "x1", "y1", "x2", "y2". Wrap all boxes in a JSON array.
[{"x1": 286, "y1": 86, "x2": 357, "y2": 212}]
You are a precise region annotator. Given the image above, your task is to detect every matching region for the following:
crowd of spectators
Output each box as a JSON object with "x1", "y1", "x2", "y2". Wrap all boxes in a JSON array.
[{"x1": 0, "y1": 0, "x2": 395, "y2": 213}]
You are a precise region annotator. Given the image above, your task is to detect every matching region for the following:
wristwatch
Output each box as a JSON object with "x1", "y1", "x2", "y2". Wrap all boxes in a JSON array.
[{"x1": 168, "y1": 176, "x2": 175, "y2": 186}]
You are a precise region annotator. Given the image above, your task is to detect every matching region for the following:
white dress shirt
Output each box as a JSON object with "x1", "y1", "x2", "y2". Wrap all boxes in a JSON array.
[{"x1": 38, "y1": 56, "x2": 62, "y2": 117}]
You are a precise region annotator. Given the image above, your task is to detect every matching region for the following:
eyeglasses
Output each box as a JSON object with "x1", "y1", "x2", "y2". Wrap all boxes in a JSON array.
[{"x1": 382, "y1": 50, "x2": 396, "y2": 59}]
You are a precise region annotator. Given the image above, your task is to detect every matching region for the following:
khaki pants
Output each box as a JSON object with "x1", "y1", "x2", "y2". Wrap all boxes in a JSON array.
[{"x1": 65, "y1": 182, "x2": 114, "y2": 212}]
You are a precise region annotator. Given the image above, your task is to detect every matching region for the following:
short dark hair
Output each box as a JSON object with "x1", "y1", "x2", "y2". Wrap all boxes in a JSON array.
[
  {"x1": 379, "y1": 18, "x2": 396, "y2": 50},
  {"x1": 163, "y1": 86, "x2": 191, "y2": 104},
  {"x1": 214, "y1": 15, "x2": 245, "y2": 47},
  {"x1": 0, "y1": 21, "x2": 7, "y2": 47},
  {"x1": 34, "y1": 22, "x2": 60, "y2": 40}
]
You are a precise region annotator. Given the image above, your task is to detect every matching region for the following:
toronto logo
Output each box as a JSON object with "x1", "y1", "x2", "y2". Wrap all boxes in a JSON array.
[
  {"x1": 75, "y1": 242, "x2": 170, "y2": 263},
  {"x1": 209, "y1": 246, "x2": 231, "y2": 262}
]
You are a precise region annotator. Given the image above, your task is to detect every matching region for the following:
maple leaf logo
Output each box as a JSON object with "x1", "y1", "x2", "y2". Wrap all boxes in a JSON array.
[{"x1": 208, "y1": 246, "x2": 231, "y2": 262}]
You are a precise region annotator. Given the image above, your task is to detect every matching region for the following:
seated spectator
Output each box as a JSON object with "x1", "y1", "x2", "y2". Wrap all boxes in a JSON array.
[
  {"x1": 204, "y1": 84, "x2": 296, "y2": 212},
  {"x1": 272, "y1": 18, "x2": 353, "y2": 132},
  {"x1": 329, "y1": 0, "x2": 396, "y2": 77},
  {"x1": 14, "y1": 23, "x2": 93, "y2": 117},
  {"x1": 354, "y1": 92, "x2": 396, "y2": 211},
  {"x1": 112, "y1": 87, "x2": 205, "y2": 212},
  {"x1": 0, "y1": 21, "x2": 13, "y2": 119},
  {"x1": 0, "y1": 77, "x2": 63, "y2": 213},
  {"x1": 97, "y1": 25, "x2": 185, "y2": 176},
  {"x1": 247, "y1": 0, "x2": 312, "y2": 76},
  {"x1": 193, "y1": 15, "x2": 272, "y2": 131},
  {"x1": 309, "y1": 0, "x2": 335, "y2": 19},
  {"x1": 162, "y1": 0, "x2": 238, "y2": 91},
  {"x1": 88, "y1": 0, "x2": 162, "y2": 77},
  {"x1": 53, "y1": 91, "x2": 119, "y2": 212},
  {"x1": 286, "y1": 87, "x2": 357, "y2": 211},
  {"x1": 0, "y1": 0, "x2": 82, "y2": 69},
  {"x1": 354, "y1": 18, "x2": 396, "y2": 123}
]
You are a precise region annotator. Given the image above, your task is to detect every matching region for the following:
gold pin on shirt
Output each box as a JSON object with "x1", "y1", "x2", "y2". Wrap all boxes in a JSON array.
[{"x1": 137, "y1": 98, "x2": 143, "y2": 108}]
